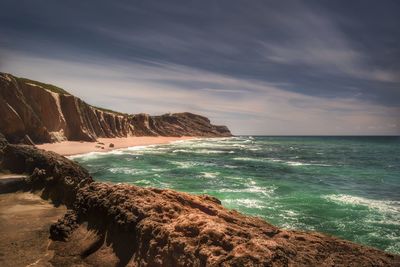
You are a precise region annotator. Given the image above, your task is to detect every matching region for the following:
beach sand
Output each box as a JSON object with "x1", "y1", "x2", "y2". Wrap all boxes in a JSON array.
[
  {"x1": 36, "y1": 136, "x2": 196, "y2": 156},
  {"x1": 0, "y1": 192, "x2": 67, "y2": 266}
]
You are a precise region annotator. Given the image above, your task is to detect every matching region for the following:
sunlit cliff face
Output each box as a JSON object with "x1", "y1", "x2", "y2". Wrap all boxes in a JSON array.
[{"x1": 1, "y1": 0, "x2": 399, "y2": 135}]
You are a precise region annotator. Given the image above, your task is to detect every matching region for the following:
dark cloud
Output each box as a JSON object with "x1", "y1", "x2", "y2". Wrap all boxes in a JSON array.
[
  {"x1": 0, "y1": 0, "x2": 399, "y2": 134},
  {"x1": 1, "y1": 1, "x2": 399, "y2": 103}
]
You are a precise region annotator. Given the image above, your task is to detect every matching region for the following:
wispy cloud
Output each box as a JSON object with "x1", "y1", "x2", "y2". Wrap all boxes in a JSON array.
[
  {"x1": 259, "y1": 4, "x2": 400, "y2": 83},
  {"x1": 2, "y1": 49, "x2": 398, "y2": 135},
  {"x1": 0, "y1": 0, "x2": 399, "y2": 134}
]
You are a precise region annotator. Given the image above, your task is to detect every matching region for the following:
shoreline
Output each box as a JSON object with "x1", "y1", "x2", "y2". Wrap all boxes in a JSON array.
[
  {"x1": 36, "y1": 136, "x2": 197, "y2": 156},
  {"x1": 1, "y1": 136, "x2": 399, "y2": 265}
]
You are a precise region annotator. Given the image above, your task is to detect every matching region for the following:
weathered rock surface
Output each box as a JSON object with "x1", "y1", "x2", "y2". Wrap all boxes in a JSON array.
[
  {"x1": 46, "y1": 182, "x2": 399, "y2": 267},
  {"x1": 0, "y1": 73, "x2": 231, "y2": 144},
  {"x1": 0, "y1": 140, "x2": 92, "y2": 207},
  {"x1": 130, "y1": 113, "x2": 231, "y2": 137}
]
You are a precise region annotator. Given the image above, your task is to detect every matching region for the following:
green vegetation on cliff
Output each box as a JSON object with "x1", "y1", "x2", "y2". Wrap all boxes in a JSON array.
[{"x1": 17, "y1": 77, "x2": 71, "y2": 95}]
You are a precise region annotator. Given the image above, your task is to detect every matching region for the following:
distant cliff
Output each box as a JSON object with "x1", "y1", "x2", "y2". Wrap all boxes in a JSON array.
[{"x1": 0, "y1": 73, "x2": 231, "y2": 144}]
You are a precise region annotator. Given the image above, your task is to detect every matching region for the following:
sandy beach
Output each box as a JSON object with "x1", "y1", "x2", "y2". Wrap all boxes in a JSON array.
[{"x1": 36, "y1": 136, "x2": 196, "y2": 156}]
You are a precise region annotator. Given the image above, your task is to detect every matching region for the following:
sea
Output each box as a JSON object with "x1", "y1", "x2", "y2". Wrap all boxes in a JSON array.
[{"x1": 70, "y1": 136, "x2": 400, "y2": 254}]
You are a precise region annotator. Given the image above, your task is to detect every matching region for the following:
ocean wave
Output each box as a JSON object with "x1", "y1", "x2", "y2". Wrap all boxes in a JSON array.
[
  {"x1": 285, "y1": 161, "x2": 332, "y2": 167},
  {"x1": 218, "y1": 185, "x2": 275, "y2": 197},
  {"x1": 200, "y1": 172, "x2": 220, "y2": 179},
  {"x1": 223, "y1": 198, "x2": 266, "y2": 209},
  {"x1": 109, "y1": 167, "x2": 147, "y2": 175},
  {"x1": 68, "y1": 144, "x2": 156, "y2": 160},
  {"x1": 124, "y1": 145, "x2": 156, "y2": 151},
  {"x1": 169, "y1": 160, "x2": 216, "y2": 169},
  {"x1": 68, "y1": 151, "x2": 110, "y2": 160},
  {"x1": 324, "y1": 194, "x2": 400, "y2": 214},
  {"x1": 223, "y1": 164, "x2": 239, "y2": 169},
  {"x1": 232, "y1": 157, "x2": 331, "y2": 167},
  {"x1": 176, "y1": 142, "x2": 232, "y2": 148},
  {"x1": 169, "y1": 161, "x2": 200, "y2": 169},
  {"x1": 150, "y1": 168, "x2": 167, "y2": 172},
  {"x1": 132, "y1": 179, "x2": 153, "y2": 185},
  {"x1": 233, "y1": 157, "x2": 267, "y2": 162},
  {"x1": 286, "y1": 161, "x2": 312, "y2": 166}
]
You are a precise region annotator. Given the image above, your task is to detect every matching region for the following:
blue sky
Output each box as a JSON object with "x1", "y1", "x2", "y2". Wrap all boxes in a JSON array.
[{"x1": 0, "y1": 0, "x2": 399, "y2": 135}]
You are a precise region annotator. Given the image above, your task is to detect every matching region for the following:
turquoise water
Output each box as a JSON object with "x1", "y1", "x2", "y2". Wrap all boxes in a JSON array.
[{"x1": 71, "y1": 136, "x2": 400, "y2": 254}]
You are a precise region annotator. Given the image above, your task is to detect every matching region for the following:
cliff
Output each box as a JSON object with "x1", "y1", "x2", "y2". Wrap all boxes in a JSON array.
[
  {"x1": 0, "y1": 73, "x2": 231, "y2": 144},
  {"x1": 0, "y1": 137, "x2": 399, "y2": 266}
]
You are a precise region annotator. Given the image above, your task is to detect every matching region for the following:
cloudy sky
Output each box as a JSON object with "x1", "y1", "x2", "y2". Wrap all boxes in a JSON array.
[{"x1": 0, "y1": 0, "x2": 399, "y2": 135}]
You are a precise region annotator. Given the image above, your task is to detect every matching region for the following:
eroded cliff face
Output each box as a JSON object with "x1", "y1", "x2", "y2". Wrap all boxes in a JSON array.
[
  {"x1": 0, "y1": 139, "x2": 399, "y2": 266},
  {"x1": 130, "y1": 113, "x2": 231, "y2": 137},
  {"x1": 0, "y1": 73, "x2": 231, "y2": 144}
]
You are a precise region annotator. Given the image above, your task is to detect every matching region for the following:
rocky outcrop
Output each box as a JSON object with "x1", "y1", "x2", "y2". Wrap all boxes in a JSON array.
[
  {"x1": 130, "y1": 113, "x2": 231, "y2": 137},
  {"x1": 0, "y1": 73, "x2": 231, "y2": 144},
  {"x1": 0, "y1": 139, "x2": 92, "y2": 207},
  {"x1": 0, "y1": 140, "x2": 398, "y2": 266},
  {"x1": 46, "y1": 182, "x2": 399, "y2": 266}
]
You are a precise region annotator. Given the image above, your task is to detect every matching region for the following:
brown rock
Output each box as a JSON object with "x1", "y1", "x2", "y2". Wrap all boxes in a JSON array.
[
  {"x1": 130, "y1": 112, "x2": 232, "y2": 137},
  {"x1": 109, "y1": 143, "x2": 115, "y2": 148},
  {"x1": 50, "y1": 182, "x2": 399, "y2": 266},
  {"x1": 0, "y1": 140, "x2": 92, "y2": 207},
  {"x1": 21, "y1": 134, "x2": 35, "y2": 146}
]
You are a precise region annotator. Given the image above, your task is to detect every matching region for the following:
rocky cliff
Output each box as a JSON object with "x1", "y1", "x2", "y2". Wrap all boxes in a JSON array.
[
  {"x1": 0, "y1": 73, "x2": 231, "y2": 144},
  {"x1": 0, "y1": 137, "x2": 399, "y2": 266}
]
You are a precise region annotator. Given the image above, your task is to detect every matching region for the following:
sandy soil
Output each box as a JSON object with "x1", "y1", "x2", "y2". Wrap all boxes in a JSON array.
[
  {"x1": 36, "y1": 136, "x2": 196, "y2": 156},
  {"x1": 0, "y1": 192, "x2": 66, "y2": 267}
]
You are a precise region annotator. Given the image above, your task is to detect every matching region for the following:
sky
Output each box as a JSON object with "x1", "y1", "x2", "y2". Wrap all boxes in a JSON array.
[{"x1": 0, "y1": 0, "x2": 399, "y2": 135}]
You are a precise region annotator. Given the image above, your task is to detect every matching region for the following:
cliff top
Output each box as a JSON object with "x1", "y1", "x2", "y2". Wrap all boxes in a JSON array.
[{"x1": 17, "y1": 77, "x2": 72, "y2": 95}]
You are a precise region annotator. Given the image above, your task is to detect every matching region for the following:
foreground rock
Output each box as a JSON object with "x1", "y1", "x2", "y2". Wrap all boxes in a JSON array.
[
  {"x1": 46, "y1": 182, "x2": 398, "y2": 266},
  {"x1": 0, "y1": 137, "x2": 399, "y2": 266},
  {"x1": 0, "y1": 73, "x2": 231, "y2": 144},
  {"x1": 0, "y1": 135, "x2": 92, "y2": 207},
  {"x1": 0, "y1": 174, "x2": 28, "y2": 193}
]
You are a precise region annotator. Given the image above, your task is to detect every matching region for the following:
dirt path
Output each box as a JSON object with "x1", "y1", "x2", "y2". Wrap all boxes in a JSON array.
[{"x1": 0, "y1": 192, "x2": 66, "y2": 267}]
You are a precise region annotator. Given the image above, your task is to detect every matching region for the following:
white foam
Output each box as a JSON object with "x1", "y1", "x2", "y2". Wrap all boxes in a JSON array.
[
  {"x1": 150, "y1": 168, "x2": 166, "y2": 172},
  {"x1": 172, "y1": 149, "x2": 228, "y2": 154},
  {"x1": 233, "y1": 157, "x2": 266, "y2": 162},
  {"x1": 124, "y1": 145, "x2": 155, "y2": 151},
  {"x1": 109, "y1": 167, "x2": 147, "y2": 175},
  {"x1": 268, "y1": 158, "x2": 283, "y2": 162},
  {"x1": 133, "y1": 179, "x2": 152, "y2": 185},
  {"x1": 170, "y1": 160, "x2": 216, "y2": 169},
  {"x1": 223, "y1": 164, "x2": 238, "y2": 169},
  {"x1": 68, "y1": 151, "x2": 110, "y2": 160},
  {"x1": 218, "y1": 185, "x2": 276, "y2": 197},
  {"x1": 171, "y1": 161, "x2": 196, "y2": 169},
  {"x1": 223, "y1": 198, "x2": 265, "y2": 209},
  {"x1": 324, "y1": 194, "x2": 400, "y2": 214},
  {"x1": 200, "y1": 172, "x2": 220, "y2": 179},
  {"x1": 286, "y1": 161, "x2": 332, "y2": 167},
  {"x1": 69, "y1": 139, "x2": 194, "y2": 160},
  {"x1": 286, "y1": 161, "x2": 311, "y2": 166}
]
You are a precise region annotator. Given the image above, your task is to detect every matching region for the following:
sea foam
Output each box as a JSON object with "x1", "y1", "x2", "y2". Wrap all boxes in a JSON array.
[
  {"x1": 223, "y1": 198, "x2": 266, "y2": 209},
  {"x1": 324, "y1": 194, "x2": 400, "y2": 214}
]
